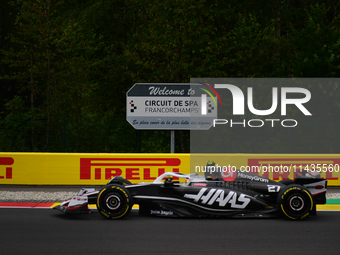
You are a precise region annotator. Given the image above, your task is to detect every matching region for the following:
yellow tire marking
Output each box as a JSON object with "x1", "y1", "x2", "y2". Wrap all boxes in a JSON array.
[
  {"x1": 281, "y1": 204, "x2": 296, "y2": 220},
  {"x1": 110, "y1": 205, "x2": 130, "y2": 219}
]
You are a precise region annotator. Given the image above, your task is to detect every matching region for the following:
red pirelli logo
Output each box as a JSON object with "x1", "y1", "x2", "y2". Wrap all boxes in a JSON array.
[
  {"x1": 0, "y1": 157, "x2": 14, "y2": 179},
  {"x1": 80, "y1": 158, "x2": 182, "y2": 180},
  {"x1": 248, "y1": 158, "x2": 340, "y2": 180}
]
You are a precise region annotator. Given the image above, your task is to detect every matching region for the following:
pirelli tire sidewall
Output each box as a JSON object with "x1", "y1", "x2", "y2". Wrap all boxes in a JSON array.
[
  {"x1": 277, "y1": 184, "x2": 314, "y2": 220},
  {"x1": 96, "y1": 184, "x2": 133, "y2": 219}
]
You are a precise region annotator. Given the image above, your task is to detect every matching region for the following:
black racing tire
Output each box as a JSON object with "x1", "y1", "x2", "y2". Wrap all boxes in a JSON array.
[
  {"x1": 278, "y1": 179, "x2": 295, "y2": 185},
  {"x1": 96, "y1": 184, "x2": 133, "y2": 219},
  {"x1": 107, "y1": 176, "x2": 132, "y2": 186},
  {"x1": 123, "y1": 179, "x2": 132, "y2": 185},
  {"x1": 277, "y1": 184, "x2": 314, "y2": 220}
]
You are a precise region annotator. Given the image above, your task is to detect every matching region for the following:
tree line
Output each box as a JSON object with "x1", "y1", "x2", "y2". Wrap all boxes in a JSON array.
[{"x1": 1, "y1": 0, "x2": 340, "y2": 153}]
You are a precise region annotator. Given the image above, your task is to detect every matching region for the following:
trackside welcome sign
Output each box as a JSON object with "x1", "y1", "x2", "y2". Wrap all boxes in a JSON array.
[{"x1": 126, "y1": 83, "x2": 219, "y2": 130}]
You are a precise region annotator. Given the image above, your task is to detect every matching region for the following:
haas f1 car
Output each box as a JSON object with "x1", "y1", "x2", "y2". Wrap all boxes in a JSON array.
[{"x1": 54, "y1": 163, "x2": 327, "y2": 220}]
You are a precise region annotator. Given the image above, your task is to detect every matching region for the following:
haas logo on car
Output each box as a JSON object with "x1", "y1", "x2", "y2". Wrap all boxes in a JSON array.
[{"x1": 184, "y1": 188, "x2": 251, "y2": 209}]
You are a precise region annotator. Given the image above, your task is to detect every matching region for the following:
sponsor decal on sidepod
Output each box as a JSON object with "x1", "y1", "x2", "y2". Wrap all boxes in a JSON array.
[{"x1": 184, "y1": 188, "x2": 250, "y2": 209}]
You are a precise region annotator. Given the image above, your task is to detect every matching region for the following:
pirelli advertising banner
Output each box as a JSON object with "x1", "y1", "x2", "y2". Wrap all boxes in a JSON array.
[
  {"x1": 0, "y1": 153, "x2": 190, "y2": 185},
  {"x1": 190, "y1": 154, "x2": 340, "y2": 186},
  {"x1": 0, "y1": 153, "x2": 340, "y2": 186}
]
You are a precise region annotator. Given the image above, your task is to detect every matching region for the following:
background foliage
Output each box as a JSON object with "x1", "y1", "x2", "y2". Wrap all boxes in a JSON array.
[{"x1": 1, "y1": 0, "x2": 340, "y2": 153}]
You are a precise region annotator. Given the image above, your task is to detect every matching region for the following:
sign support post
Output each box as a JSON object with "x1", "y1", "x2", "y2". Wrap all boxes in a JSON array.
[{"x1": 170, "y1": 130, "x2": 175, "y2": 153}]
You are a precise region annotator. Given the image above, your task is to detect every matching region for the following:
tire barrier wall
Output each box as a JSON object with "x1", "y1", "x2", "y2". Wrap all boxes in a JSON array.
[{"x1": 0, "y1": 153, "x2": 339, "y2": 186}]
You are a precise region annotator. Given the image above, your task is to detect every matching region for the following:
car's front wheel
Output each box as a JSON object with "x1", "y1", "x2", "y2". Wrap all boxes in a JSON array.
[
  {"x1": 96, "y1": 184, "x2": 133, "y2": 219},
  {"x1": 277, "y1": 184, "x2": 314, "y2": 220}
]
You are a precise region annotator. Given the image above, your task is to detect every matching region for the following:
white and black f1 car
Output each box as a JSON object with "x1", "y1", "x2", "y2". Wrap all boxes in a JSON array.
[{"x1": 54, "y1": 164, "x2": 327, "y2": 220}]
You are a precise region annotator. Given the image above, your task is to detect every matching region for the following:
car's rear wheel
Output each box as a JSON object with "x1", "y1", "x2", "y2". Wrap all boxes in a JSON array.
[
  {"x1": 278, "y1": 179, "x2": 295, "y2": 185},
  {"x1": 96, "y1": 184, "x2": 133, "y2": 219},
  {"x1": 277, "y1": 184, "x2": 313, "y2": 220}
]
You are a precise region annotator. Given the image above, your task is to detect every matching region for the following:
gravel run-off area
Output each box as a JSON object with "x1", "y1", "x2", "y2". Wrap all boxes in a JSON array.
[{"x1": 0, "y1": 191, "x2": 78, "y2": 203}]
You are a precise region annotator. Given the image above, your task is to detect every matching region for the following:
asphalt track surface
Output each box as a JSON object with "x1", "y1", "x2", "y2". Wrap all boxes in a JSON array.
[{"x1": 0, "y1": 208, "x2": 338, "y2": 255}]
